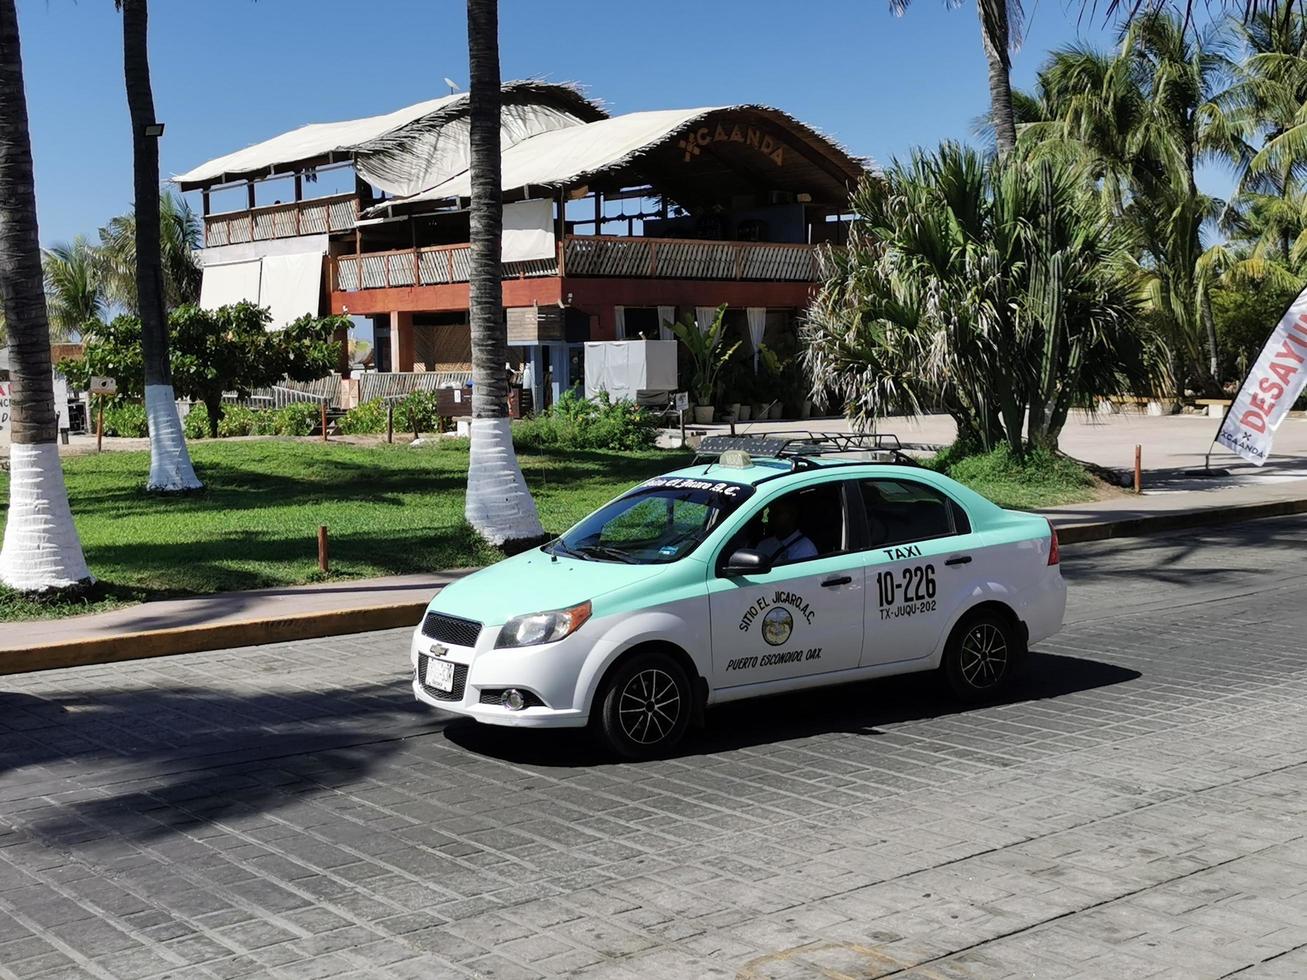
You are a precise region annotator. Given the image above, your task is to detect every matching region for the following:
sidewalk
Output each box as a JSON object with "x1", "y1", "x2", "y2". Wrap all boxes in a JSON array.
[{"x1": 3, "y1": 471, "x2": 1307, "y2": 673}]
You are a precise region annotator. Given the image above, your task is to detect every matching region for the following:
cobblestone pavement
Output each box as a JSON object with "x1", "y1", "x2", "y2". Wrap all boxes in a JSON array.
[{"x1": 3, "y1": 519, "x2": 1307, "y2": 979}]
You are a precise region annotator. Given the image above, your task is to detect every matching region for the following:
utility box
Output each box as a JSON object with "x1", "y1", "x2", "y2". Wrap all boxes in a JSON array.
[{"x1": 583, "y1": 341, "x2": 678, "y2": 403}]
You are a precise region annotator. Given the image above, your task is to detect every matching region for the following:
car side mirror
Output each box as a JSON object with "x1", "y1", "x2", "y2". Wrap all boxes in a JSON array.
[{"x1": 723, "y1": 548, "x2": 771, "y2": 576}]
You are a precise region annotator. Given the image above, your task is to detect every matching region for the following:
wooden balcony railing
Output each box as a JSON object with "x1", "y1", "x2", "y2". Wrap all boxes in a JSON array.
[
  {"x1": 205, "y1": 193, "x2": 359, "y2": 247},
  {"x1": 333, "y1": 243, "x2": 559, "y2": 292},
  {"x1": 563, "y1": 235, "x2": 822, "y2": 281},
  {"x1": 332, "y1": 235, "x2": 824, "y2": 293}
]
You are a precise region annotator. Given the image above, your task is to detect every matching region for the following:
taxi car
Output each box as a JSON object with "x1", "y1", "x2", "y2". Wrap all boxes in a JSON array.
[{"x1": 411, "y1": 433, "x2": 1066, "y2": 758}]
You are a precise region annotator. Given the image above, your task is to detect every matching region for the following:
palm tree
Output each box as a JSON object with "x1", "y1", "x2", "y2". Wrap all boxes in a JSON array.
[
  {"x1": 891, "y1": 0, "x2": 1024, "y2": 155},
  {"x1": 1019, "y1": 14, "x2": 1245, "y2": 391},
  {"x1": 117, "y1": 0, "x2": 201, "y2": 492},
  {"x1": 97, "y1": 190, "x2": 202, "y2": 313},
  {"x1": 0, "y1": 0, "x2": 93, "y2": 592},
  {"x1": 805, "y1": 144, "x2": 1144, "y2": 454},
  {"x1": 42, "y1": 236, "x2": 106, "y2": 340},
  {"x1": 463, "y1": 0, "x2": 544, "y2": 547}
]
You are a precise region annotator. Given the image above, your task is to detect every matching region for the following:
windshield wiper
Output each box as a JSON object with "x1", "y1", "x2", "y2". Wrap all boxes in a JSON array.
[
  {"x1": 575, "y1": 544, "x2": 638, "y2": 564},
  {"x1": 548, "y1": 540, "x2": 584, "y2": 560}
]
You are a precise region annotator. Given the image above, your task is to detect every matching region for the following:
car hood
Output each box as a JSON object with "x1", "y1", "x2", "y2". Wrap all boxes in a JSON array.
[{"x1": 426, "y1": 548, "x2": 675, "y2": 628}]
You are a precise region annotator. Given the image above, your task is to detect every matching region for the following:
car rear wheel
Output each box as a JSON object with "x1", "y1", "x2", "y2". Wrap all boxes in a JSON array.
[
  {"x1": 594, "y1": 650, "x2": 692, "y2": 760},
  {"x1": 942, "y1": 611, "x2": 1018, "y2": 702}
]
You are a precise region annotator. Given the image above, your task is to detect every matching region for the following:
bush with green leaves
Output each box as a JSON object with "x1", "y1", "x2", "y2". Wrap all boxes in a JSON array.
[
  {"x1": 514, "y1": 391, "x2": 658, "y2": 451},
  {"x1": 182, "y1": 403, "x2": 209, "y2": 440},
  {"x1": 100, "y1": 401, "x2": 148, "y2": 437},
  {"x1": 336, "y1": 399, "x2": 388, "y2": 435},
  {"x1": 398, "y1": 390, "x2": 443, "y2": 435},
  {"x1": 275, "y1": 402, "x2": 320, "y2": 436},
  {"x1": 59, "y1": 302, "x2": 345, "y2": 438}
]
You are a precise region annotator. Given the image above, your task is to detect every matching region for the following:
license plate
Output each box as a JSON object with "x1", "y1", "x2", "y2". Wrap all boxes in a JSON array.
[{"x1": 424, "y1": 657, "x2": 455, "y2": 693}]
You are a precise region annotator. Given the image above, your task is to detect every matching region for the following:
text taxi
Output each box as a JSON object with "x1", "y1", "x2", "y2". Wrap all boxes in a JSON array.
[{"x1": 411, "y1": 433, "x2": 1066, "y2": 758}]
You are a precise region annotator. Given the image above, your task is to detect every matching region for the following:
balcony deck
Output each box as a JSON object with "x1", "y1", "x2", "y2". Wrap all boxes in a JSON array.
[
  {"x1": 332, "y1": 235, "x2": 823, "y2": 292},
  {"x1": 205, "y1": 193, "x2": 359, "y2": 247}
]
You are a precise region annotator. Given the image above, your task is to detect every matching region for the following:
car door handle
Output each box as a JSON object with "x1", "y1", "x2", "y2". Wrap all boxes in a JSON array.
[
  {"x1": 821, "y1": 575, "x2": 852, "y2": 587},
  {"x1": 944, "y1": 555, "x2": 972, "y2": 566}
]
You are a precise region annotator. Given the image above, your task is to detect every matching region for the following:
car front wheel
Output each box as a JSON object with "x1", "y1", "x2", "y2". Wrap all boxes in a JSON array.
[
  {"x1": 594, "y1": 650, "x2": 692, "y2": 760},
  {"x1": 942, "y1": 611, "x2": 1018, "y2": 702}
]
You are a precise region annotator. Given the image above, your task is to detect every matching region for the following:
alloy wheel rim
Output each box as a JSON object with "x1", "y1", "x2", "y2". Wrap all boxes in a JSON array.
[
  {"x1": 618, "y1": 668, "x2": 681, "y2": 744},
  {"x1": 959, "y1": 623, "x2": 1008, "y2": 689}
]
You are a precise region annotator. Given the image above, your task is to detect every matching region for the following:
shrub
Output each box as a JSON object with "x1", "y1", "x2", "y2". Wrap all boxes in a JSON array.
[
  {"x1": 927, "y1": 443, "x2": 1096, "y2": 509},
  {"x1": 99, "y1": 401, "x2": 149, "y2": 437},
  {"x1": 217, "y1": 405, "x2": 258, "y2": 438},
  {"x1": 182, "y1": 403, "x2": 209, "y2": 439},
  {"x1": 398, "y1": 390, "x2": 443, "y2": 435},
  {"x1": 514, "y1": 391, "x2": 658, "y2": 451},
  {"x1": 274, "y1": 402, "x2": 320, "y2": 436},
  {"x1": 336, "y1": 399, "x2": 387, "y2": 435}
]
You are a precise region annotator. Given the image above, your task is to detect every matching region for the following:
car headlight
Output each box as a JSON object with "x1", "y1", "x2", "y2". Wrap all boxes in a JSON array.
[{"x1": 495, "y1": 600, "x2": 592, "y2": 648}]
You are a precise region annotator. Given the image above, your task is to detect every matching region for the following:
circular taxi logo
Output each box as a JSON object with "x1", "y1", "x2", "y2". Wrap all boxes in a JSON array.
[{"x1": 761, "y1": 607, "x2": 793, "y2": 646}]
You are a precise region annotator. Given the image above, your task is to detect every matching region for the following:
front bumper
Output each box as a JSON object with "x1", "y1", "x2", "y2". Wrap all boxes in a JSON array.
[{"x1": 408, "y1": 625, "x2": 591, "y2": 728}]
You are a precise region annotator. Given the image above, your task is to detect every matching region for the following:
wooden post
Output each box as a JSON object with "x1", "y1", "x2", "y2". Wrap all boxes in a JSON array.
[
  {"x1": 96, "y1": 397, "x2": 104, "y2": 452},
  {"x1": 317, "y1": 525, "x2": 329, "y2": 573},
  {"x1": 320, "y1": 401, "x2": 328, "y2": 442},
  {"x1": 387, "y1": 401, "x2": 394, "y2": 443},
  {"x1": 1134, "y1": 444, "x2": 1142, "y2": 495},
  {"x1": 246, "y1": 180, "x2": 256, "y2": 210}
]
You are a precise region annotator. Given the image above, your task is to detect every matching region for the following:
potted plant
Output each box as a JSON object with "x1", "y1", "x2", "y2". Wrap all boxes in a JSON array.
[{"x1": 669, "y1": 304, "x2": 740, "y2": 425}]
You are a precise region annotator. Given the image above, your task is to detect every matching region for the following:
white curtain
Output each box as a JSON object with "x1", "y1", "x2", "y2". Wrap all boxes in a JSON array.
[
  {"x1": 260, "y1": 252, "x2": 325, "y2": 329},
  {"x1": 695, "y1": 306, "x2": 717, "y2": 335},
  {"x1": 613, "y1": 306, "x2": 626, "y2": 339},
  {"x1": 657, "y1": 305, "x2": 675, "y2": 341},
  {"x1": 747, "y1": 307, "x2": 767, "y2": 372},
  {"x1": 502, "y1": 199, "x2": 555, "y2": 262},
  {"x1": 199, "y1": 260, "x2": 261, "y2": 311}
]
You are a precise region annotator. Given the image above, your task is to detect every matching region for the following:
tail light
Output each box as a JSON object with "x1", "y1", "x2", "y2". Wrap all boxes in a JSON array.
[{"x1": 1046, "y1": 521, "x2": 1060, "y2": 566}]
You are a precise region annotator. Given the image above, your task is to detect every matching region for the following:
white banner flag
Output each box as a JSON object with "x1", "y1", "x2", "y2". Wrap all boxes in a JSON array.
[{"x1": 1216, "y1": 286, "x2": 1307, "y2": 465}]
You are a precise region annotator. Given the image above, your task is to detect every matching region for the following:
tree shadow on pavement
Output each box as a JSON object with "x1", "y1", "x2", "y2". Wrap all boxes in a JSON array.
[
  {"x1": 0, "y1": 680, "x2": 444, "y2": 844},
  {"x1": 444, "y1": 651, "x2": 1141, "y2": 767}
]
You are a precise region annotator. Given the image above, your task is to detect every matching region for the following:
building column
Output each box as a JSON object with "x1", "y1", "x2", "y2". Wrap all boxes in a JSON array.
[
  {"x1": 595, "y1": 306, "x2": 618, "y2": 342},
  {"x1": 389, "y1": 311, "x2": 415, "y2": 373}
]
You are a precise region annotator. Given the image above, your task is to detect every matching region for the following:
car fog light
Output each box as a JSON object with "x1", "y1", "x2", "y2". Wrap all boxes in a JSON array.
[{"x1": 502, "y1": 689, "x2": 527, "y2": 711}]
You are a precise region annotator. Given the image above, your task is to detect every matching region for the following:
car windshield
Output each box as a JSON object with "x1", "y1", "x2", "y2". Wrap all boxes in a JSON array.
[{"x1": 547, "y1": 477, "x2": 755, "y2": 565}]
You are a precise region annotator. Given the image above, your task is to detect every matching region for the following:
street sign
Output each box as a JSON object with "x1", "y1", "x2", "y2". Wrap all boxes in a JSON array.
[
  {"x1": 89, "y1": 376, "x2": 117, "y2": 396},
  {"x1": 674, "y1": 391, "x2": 690, "y2": 413}
]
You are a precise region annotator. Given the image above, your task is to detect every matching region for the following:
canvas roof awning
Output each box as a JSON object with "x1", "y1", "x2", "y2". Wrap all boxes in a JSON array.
[
  {"x1": 172, "y1": 82, "x2": 607, "y2": 194},
  {"x1": 367, "y1": 105, "x2": 872, "y2": 215}
]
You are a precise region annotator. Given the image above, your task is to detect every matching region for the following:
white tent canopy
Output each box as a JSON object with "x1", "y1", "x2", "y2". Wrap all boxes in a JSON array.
[
  {"x1": 172, "y1": 82, "x2": 607, "y2": 195},
  {"x1": 173, "y1": 95, "x2": 461, "y2": 188},
  {"x1": 372, "y1": 108, "x2": 715, "y2": 211}
]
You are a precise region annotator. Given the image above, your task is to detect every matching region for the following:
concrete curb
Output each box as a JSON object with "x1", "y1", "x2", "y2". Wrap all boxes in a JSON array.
[
  {"x1": 0, "y1": 600, "x2": 428, "y2": 677},
  {"x1": 1053, "y1": 496, "x2": 1307, "y2": 544},
  {"x1": 4, "y1": 496, "x2": 1306, "y2": 676}
]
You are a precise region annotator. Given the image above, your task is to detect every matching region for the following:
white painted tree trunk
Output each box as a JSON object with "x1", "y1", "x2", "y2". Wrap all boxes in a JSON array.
[
  {"x1": 465, "y1": 417, "x2": 544, "y2": 546},
  {"x1": 0, "y1": 442, "x2": 92, "y2": 591},
  {"x1": 145, "y1": 384, "x2": 202, "y2": 492}
]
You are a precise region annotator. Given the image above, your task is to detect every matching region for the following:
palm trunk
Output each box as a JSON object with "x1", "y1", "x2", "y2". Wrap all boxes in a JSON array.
[
  {"x1": 978, "y1": 0, "x2": 1017, "y2": 157},
  {"x1": 463, "y1": 0, "x2": 543, "y2": 547},
  {"x1": 0, "y1": 0, "x2": 92, "y2": 591},
  {"x1": 121, "y1": 0, "x2": 200, "y2": 492}
]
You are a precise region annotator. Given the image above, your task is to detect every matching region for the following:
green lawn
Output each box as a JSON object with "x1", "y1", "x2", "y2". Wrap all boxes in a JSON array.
[{"x1": 0, "y1": 439, "x2": 689, "y2": 622}]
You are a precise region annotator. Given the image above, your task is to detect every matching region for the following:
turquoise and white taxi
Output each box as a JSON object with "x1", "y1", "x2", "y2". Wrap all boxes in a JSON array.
[{"x1": 411, "y1": 434, "x2": 1066, "y2": 758}]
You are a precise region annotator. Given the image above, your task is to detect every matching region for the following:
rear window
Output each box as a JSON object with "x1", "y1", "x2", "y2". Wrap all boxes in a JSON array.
[{"x1": 859, "y1": 478, "x2": 962, "y2": 547}]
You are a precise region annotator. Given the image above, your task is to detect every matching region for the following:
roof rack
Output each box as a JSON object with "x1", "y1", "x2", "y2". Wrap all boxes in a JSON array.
[{"x1": 694, "y1": 431, "x2": 919, "y2": 470}]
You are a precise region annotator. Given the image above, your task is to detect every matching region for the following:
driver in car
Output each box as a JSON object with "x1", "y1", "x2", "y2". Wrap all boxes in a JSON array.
[{"x1": 756, "y1": 496, "x2": 817, "y2": 564}]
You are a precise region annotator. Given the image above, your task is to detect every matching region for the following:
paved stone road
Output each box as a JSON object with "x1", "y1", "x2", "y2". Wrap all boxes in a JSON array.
[{"x1": 2, "y1": 519, "x2": 1307, "y2": 979}]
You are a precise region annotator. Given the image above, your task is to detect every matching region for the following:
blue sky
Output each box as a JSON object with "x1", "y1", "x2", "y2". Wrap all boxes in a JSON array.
[{"x1": 14, "y1": 0, "x2": 1150, "y2": 249}]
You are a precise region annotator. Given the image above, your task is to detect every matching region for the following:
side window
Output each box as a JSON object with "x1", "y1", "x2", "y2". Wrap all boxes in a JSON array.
[
  {"x1": 721, "y1": 482, "x2": 848, "y2": 568},
  {"x1": 859, "y1": 479, "x2": 961, "y2": 548}
]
